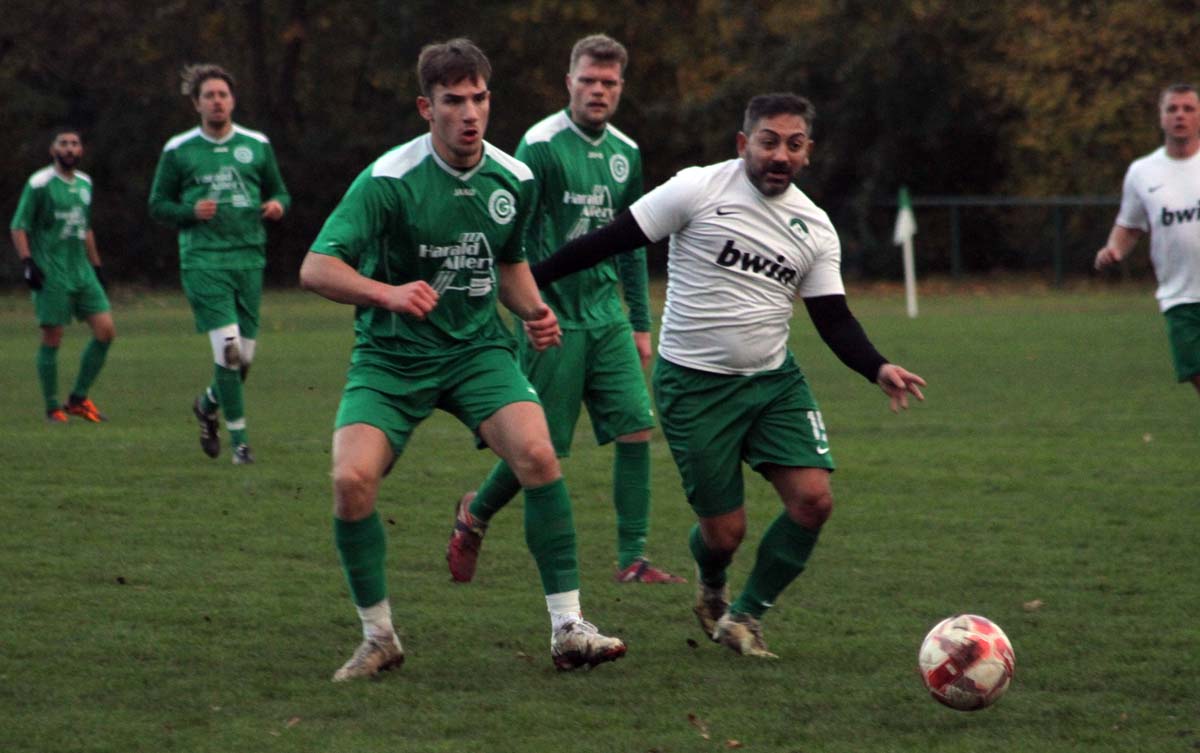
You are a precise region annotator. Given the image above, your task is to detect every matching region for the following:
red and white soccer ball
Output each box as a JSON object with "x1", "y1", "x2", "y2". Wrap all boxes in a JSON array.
[{"x1": 918, "y1": 614, "x2": 1015, "y2": 711}]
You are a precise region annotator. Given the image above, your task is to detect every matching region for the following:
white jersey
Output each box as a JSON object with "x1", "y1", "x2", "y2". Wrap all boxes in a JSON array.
[
  {"x1": 1115, "y1": 146, "x2": 1200, "y2": 312},
  {"x1": 631, "y1": 158, "x2": 844, "y2": 375}
]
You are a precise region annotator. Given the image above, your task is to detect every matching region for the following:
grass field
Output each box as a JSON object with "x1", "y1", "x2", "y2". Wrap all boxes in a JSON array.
[{"x1": 1, "y1": 281, "x2": 1196, "y2": 753}]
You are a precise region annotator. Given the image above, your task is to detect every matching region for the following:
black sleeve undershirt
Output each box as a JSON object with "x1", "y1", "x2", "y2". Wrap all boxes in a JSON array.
[
  {"x1": 531, "y1": 210, "x2": 650, "y2": 288},
  {"x1": 802, "y1": 294, "x2": 888, "y2": 382}
]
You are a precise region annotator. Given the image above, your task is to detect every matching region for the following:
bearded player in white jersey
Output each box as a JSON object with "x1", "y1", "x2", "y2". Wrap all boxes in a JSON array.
[
  {"x1": 532, "y1": 93, "x2": 926, "y2": 658},
  {"x1": 1096, "y1": 83, "x2": 1200, "y2": 398}
]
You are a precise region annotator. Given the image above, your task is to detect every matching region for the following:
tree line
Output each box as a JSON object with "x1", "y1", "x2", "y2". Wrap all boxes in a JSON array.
[{"x1": 3, "y1": 0, "x2": 1197, "y2": 285}]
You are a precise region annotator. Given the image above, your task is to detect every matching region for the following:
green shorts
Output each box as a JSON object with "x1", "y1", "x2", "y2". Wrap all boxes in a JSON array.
[
  {"x1": 335, "y1": 344, "x2": 542, "y2": 455},
  {"x1": 1164, "y1": 302, "x2": 1200, "y2": 382},
  {"x1": 33, "y1": 274, "x2": 110, "y2": 327},
  {"x1": 652, "y1": 353, "x2": 835, "y2": 518},
  {"x1": 181, "y1": 267, "x2": 263, "y2": 337},
  {"x1": 519, "y1": 321, "x2": 654, "y2": 455}
]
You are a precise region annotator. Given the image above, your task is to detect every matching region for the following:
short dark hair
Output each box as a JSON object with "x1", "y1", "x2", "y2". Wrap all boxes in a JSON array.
[
  {"x1": 49, "y1": 125, "x2": 82, "y2": 144},
  {"x1": 1159, "y1": 82, "x2": 1199, "y2": 108},
  {"x1": 181, "y1": 63, "x2": 235, "y2": 100},
  {"x1": 570, "y1": 34, "x2": 628, "y2": 74},
  {"x1": 743, "y1": 93, "x2": 816, "y2": 135},
  {"x1": 417, "y1": 38, "x2": 491, "y2": 97}
]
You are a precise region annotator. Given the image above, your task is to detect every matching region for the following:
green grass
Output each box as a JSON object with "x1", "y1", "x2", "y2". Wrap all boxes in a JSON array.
[{"x1": 1, "y1": 281, "x2": 1197, "y2": 753}]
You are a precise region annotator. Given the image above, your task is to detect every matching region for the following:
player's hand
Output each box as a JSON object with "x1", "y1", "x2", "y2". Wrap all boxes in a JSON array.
[
  {"x1": 876, "y1": 363, "x2": 926, "y2": 413},
  {"x1": 633, "y1": 330, "x2": 652, "y2": 369},
  {"x1": 523, "y1": 304, "x2": 562, "y2": 351},
  {"x1": 22, "y1": 258, "x2": 44, "y2": 290},
  {"x1": 260, "y1": 200, "x2": 285, "y2": 221},
  {"x1": 93, "y1": 265, "x2": 107, "y2": 291},
  {"x1": 384, "y1": 281, "x2": 439, "y2": 320},
  {"x1": 1094, "y1": 246, "x2": 1122, "y2": 270},
  {"x1": 194, "y1": 199, "x2": 218, "y2": 221}
]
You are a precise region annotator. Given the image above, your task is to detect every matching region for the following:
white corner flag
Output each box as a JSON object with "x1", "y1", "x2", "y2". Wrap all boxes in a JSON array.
[{"x1": 892, "y1": 186, "x2": 918, "y2": 318}]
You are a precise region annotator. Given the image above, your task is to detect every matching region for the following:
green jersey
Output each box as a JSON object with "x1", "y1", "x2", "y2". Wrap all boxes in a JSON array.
[
  {"x1": 148, "y1": 124, "x2": 290, "y2": 270},
  {"x1": 517, "y1": 109, "x2": 649, "y2": 330},
  {"x1": 10, "y1": 166, "x2": 94, "y2": 287},
  {"x1": 311, "y1": 134, "x2": 534, "y2": 359}
]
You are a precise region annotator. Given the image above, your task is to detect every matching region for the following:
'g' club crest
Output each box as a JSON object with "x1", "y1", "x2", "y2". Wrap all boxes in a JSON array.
[
  {"x1": 489, "y1": 189, "x2": 516, "y2": 225},
  {"x1": 609, "y1": 154, "x2": 629, "y2": 183},
  {"x1": 234, "y1": 146, "x2": 254, "y2": 164}
]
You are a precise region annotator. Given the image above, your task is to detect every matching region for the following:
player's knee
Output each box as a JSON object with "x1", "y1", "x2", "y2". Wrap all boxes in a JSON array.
[
  {"x1": 509, "y1": 438, "x2": 560, "y2": 486},
  {"x1": 222, "y1": 337, "x2": 241, "y2": 368},
  {"x1": 787, "y1": 489, "x2": 833, "y2": 529},
  {"x1": 702, "y1": 519, "x2": 745, "y2": 553},
  {"x1": 331, "y1": 463, "x2": 380, "y2": 518},
  {"x1": 41, "y1": 328, "x2": 64, "y2": 347}
]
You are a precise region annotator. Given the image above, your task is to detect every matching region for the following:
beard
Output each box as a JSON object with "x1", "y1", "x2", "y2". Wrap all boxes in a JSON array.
[{"x1": 53, "y1": 152, "x2": 80, "y2": 169}]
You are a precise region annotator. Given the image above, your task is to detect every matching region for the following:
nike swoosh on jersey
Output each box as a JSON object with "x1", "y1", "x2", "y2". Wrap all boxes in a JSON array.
[
  {"x1": 715, "y1": 207, "x2": 739, "y2": 216},
  {"x1": 1148, "y1": 184, "x2": 1164, "y2": 193},
  {"x1": 816, "y1": 446, "x2": 830, "y2": 455}
]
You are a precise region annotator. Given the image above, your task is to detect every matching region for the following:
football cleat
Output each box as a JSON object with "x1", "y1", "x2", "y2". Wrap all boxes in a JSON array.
[
  {"x1": 615, "y1": 557, "x2": 687, "y2": 584},
  {"x1": 551, "y1": 619, "x2": 626, "y2": 671},
  {"x1": 46, "y1": 407, "x2": 69, "y2": 424},
  {"x1": 193, "y1": 397, "x2": 220, "y2": 458},
  {"x1": 332, "y1": 632, "x2": 405, "y2": 682},
  {"x1": 693, "y1": 577, "x2": 731, "y2": 641},
  {"x1": 232, "y1": 444, "x2": 255, "y2": 465},
  {"x1": 446, "y1": 492, "x2": 487, "y2": 582},
  {"x1": 66, "y1": 397, "x2": 106, "y2": 422},
  {"x1": 714, "y1": 612, "x2": 778, "y2": 659}
]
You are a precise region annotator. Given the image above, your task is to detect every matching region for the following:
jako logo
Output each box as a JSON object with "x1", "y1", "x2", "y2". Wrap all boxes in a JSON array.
[
  {"x1": 716, "y1": 240, "x2": 798, "y2": 286},
  {"x1": 1161, "y1": 204, "x2": 1200, "y2": 226}
]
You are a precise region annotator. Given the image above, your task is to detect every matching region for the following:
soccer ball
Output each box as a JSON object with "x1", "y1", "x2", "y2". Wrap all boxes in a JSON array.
[{"x1": 918, "y1": 614, "x2": 1015, "y2": 711}]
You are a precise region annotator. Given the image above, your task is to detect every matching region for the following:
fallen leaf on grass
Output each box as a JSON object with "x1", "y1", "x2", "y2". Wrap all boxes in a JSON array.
[
  {"x1": 1022, "y1": 599, "x2": 1044, "y2": 612},
  {"x1": 687, "y1": 713, "x2": 711, "y2": 740},
  {"x1": 286, "y1": 717, "x2": 301, "y2": 728},
  {"x1": 726, "y1": 740, "x2": 744, "y2": 748}
]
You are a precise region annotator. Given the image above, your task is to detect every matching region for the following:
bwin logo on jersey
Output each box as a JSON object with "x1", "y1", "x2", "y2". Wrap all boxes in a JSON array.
[
  {"x1": 716, "y1": 240, "x2": 798, "y2": 286},
  {"x1": 1161, "y1": 202, "x2": 1200, "y2": 226},
  {"x1": 609, "y1": 154, "x2": 630, "y2": 184},
  {"x1": 489, "y1": 189, "x2": 516, "y2": 225}
]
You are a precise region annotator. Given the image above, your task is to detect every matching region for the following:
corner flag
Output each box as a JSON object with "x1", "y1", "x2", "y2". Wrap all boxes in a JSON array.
[{"x1": 893, "y1": 186, "x2": 918, "y2": 318}]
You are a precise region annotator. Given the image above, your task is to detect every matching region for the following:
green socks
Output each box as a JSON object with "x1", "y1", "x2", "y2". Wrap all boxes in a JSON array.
[
  {"x1": 71, "y1": 338, "x2": 111, "y2": 398},
  {"x1": 37, "y1": 344, "x2": 59, "y2": 411},
  {"x1": 689, "y1": 522, "x2": 732, "y2": 589},
  {"x1": 212, "y1": 364, "x2": 247, "y2": 445},
  {"x1": 334, "y1": 513, "x2": 388, "y2": 608},
  {"x1": 524, "y1": 478, "x2": 580, "y2": 595},
  {"x1": 613, "y1": 440, "x2": 651, "y2": 569},
  {"x1": 470, "y1": 460, "x2": 521, "y2": 522},
  {"x1": 732, "y1": 513, "x2": 821, "y2": 619}
]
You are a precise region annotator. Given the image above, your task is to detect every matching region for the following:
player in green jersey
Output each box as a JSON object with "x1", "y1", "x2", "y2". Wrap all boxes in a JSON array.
[
  {"x1": 11, "y1": 126, "x2": 115, "y2": 424},
  {"x1": 148, "y1": 63, "x2": 291, "y2": 465},
  {"x1": 299, "y1": 38, "x2": 626, "y2": 681},
  {"x1": 448, "y1": 34, "x2": 684, "y2": 585}
]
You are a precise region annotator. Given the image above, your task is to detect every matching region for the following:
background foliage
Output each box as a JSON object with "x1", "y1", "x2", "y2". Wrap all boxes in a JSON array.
[{"x1": 2, "y1": 0, "x2": 1199, "y2": 284}]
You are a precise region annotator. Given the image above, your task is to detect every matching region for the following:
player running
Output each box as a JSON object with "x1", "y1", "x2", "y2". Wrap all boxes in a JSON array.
[
  {"x1": 149, "y1": 63, "x2": 291, "y2": 465},
  {"x1": 448, "y1": 34, "x2": 684, "y2": 586},
  {"x1": 532, "y1": 93, "x2": 926, "y2": 658},
  {"x1": 299, "y1": 39, "x2": 626, "y2": 680}
]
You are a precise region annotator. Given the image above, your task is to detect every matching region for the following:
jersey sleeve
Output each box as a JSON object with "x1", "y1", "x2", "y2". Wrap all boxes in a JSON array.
[
  {"x1": 9, "y1": 180, "x2": 39, "y2": 231},
  {"x1": 1114, "y1": 164, "x2": 1149, "y2": 232},
  {"x1": 616, "y1": 152, "x2": 651, "y2": 331},
  {"x1": 148, "y1": 149, "x2": 198, "y2": 228},
  {"x1": 796, "y1": 220, "x2": 847, "y2": 298},
  {"x1": 498, "y1": 175, "x2": 535, "y2": 264},
  {"x1": 309, "y1": 168, "x2": 394, "y2": 268},
  {"x1": 515, "y1": 139, "x2": 547, "y2": 261},
  {"x1": 629, "y1": 166, "x2": 705, "y2": 243},
  {"x1": 260, "y1": 142, "x2": 292, "y2": 212}
]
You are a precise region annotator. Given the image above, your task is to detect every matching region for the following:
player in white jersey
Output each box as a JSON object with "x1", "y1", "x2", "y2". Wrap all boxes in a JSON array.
[
  {"x1": 533, "y1": 93, "x2": 926, "y2": 658},
  {"x1": 1096, "y1": 83, "x2": 1200, "y2": 396}
]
